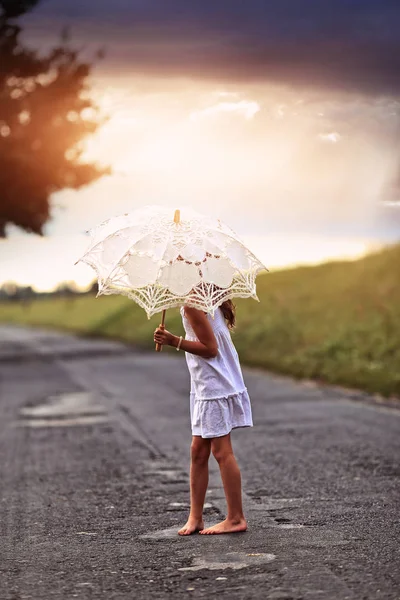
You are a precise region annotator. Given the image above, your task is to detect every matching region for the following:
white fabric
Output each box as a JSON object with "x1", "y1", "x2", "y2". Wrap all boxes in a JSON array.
[
  {"x1": 76, "y1": 205, "x2": 267, "y2": 318},
  {"x1": 181, "y1": 306, "x2": 253, "y2": 438}
]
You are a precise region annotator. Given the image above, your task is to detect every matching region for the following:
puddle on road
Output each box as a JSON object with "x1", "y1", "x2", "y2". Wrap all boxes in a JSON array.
[
  {"x1": 142, "y1": 460, "x2": 188, "y2": 485},
  {"x1": 248, "y1": 495, "x2": 305, "y2": 510},
  {"x1": 167, "y1": 501, "x2": 214, "y2": 512},
  {"x1": 275, "y1": 523, "x2": 305, "y2": 529},
  {"x1": 140, "y1": 526, "x2": 179, "y2": 540},
  {"x1": 179, "y1": 551, "x2": 276, "y2": 571},
  {"x1": 167, "y1": 502, "x2": 190, "y2": 512},
  {"x1": 17, "y1": 392, "x2": 108, "y2": 427},
  {"x1": 152, "y1": 469, "x2": 185, "y2": 480},
  {"x1": 140, "y1": 525, "x2": 277, "y2": 570}
]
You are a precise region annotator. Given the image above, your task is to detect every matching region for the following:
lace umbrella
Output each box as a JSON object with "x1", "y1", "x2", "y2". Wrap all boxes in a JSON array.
[{"x1": 75, "y1": 205, "x2": 268, "y2": 351}]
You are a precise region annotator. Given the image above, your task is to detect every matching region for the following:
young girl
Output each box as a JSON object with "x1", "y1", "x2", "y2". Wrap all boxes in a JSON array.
[{"x1": 153, "y1": 300, "x2": 252, "y2": 536}]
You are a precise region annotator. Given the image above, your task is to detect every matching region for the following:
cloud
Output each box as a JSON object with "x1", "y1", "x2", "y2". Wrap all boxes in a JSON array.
[
  {"x1": 15, "y1": 1, "x2": 400, "y2": 242},
  {"x1": 190, "y1": 100, "x2": 260, "y2": 121},
  {"x1": 318, "y1": 132, "x2": 341, "y2": 143},
  {"x1": 20, "y1": 0, "x2": 400, "y2": 96}
]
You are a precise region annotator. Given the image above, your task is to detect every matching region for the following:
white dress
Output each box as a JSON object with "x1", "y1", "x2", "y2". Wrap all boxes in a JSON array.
[{"x1": 180, "y1": 306, "x2": 253, "y2": 439}]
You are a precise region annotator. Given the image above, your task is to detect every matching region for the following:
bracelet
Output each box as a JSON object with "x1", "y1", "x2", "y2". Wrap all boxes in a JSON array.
[{"x1": 176, "y1": 336, "x2": 183, "y2": 351}]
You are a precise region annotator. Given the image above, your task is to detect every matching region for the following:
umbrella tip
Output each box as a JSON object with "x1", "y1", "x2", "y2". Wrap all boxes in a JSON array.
[{"x1": 174, "y1": 209, "x2": 181, "y2": 224}]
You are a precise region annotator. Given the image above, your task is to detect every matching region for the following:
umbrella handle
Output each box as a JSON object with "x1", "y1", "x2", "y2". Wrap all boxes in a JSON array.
[{"x1": 155, "y1": 309, "x2": 166, "y2": 352}]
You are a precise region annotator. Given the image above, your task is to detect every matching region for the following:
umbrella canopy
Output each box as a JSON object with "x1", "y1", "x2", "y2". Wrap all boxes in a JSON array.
[{"x1": 76, "y1": 205, "x2": 268, "y2": 318}]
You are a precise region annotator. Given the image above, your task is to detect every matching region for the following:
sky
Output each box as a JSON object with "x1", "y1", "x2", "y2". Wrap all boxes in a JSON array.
[{"x1": 1, "y1": 0, "x2": 400, "y2": 290}]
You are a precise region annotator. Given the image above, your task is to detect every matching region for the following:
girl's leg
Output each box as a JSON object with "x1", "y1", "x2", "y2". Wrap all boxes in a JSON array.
[
  {"x1": 200, "y1": 433, "x2": 247, "y2": 535},
  {"x1": 178, "y1": 435, "x2": 211, "y2": 535}
]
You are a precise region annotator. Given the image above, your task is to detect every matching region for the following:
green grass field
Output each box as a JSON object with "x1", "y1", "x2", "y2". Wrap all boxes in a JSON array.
[{"x1": 1, "y1": 243, "x2": 400, "y2": 397}]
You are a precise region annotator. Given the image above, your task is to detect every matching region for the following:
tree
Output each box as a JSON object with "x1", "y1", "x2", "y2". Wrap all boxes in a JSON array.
[{"x1": 0, "y1": 0, "x2": 110, "y2": 237}]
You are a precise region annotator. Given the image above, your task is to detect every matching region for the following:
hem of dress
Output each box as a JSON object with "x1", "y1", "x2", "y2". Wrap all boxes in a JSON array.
[
  {"x1": 192, "y1": 423, "x2": 253, "y2": 439},
  {"x1": 190, "y1": 387, "x2": 248, "y2": 402}
]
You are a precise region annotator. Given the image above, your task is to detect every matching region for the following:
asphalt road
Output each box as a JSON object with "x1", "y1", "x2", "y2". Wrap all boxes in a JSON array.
[{"x1": 0, "y1": 325, "x2": 399, "y2": 600}]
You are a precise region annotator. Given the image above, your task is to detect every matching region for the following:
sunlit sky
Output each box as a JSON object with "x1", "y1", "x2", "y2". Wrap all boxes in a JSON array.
[{"x1": 1, "y1": 0, "x2": 400, "y2": 291}]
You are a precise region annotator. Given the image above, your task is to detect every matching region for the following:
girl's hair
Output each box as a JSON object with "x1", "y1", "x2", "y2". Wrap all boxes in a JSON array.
[{"x1": 220, "y1": 299, "x2": 236, "y2": 330}]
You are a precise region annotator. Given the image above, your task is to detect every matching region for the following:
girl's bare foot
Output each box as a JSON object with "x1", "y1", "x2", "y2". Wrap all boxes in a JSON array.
[
  {"x1": 199, "y1": 517, "x2": 247, "y2": 535},
  {"x1": 178, "y1": 517, "x2": 204, "y2": 536}
]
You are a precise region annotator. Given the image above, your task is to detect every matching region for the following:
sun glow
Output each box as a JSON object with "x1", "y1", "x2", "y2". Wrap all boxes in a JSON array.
[
  {"x1": 116, "y1": 129, "x2": 189, "y2": 173},
  {"x1": 1, "y1": 75, "x2": 398, "y2": 290}
]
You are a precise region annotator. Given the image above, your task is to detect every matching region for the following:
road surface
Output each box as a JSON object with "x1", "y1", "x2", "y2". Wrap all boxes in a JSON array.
[{"x1": 0, "y1": 325, "x2": 399, "y2": 599}]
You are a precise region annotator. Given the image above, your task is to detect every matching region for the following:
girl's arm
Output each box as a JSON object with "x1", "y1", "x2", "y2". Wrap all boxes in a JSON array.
[{"x1": 153, "y1": 306, "x2": 218, "y2": 359}]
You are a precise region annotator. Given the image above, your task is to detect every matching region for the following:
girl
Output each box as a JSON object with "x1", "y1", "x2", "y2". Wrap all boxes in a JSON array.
[{"x1": 153, "y1": 299, "x2": 252, "y2": 536}]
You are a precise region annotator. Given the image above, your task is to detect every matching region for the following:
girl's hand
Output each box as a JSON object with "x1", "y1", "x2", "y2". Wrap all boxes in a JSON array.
[{"x1": 153, "y1": 326, "x2": 175, "y2": 347}]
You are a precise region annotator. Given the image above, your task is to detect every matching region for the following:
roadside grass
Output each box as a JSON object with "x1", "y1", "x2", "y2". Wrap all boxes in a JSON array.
[{"x1": 1, "y1": 243, "x2": 399, "y2": 397}]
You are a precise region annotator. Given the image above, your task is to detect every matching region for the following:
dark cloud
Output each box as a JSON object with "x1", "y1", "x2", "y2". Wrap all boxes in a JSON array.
[{"x1": 22, "y1": 0, "x2": 400, "y2": 95}]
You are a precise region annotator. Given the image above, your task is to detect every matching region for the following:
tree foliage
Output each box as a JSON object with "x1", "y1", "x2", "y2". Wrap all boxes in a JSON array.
[{"x1": 0, "y1": 0, "x2": 109, "y2": 237}]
